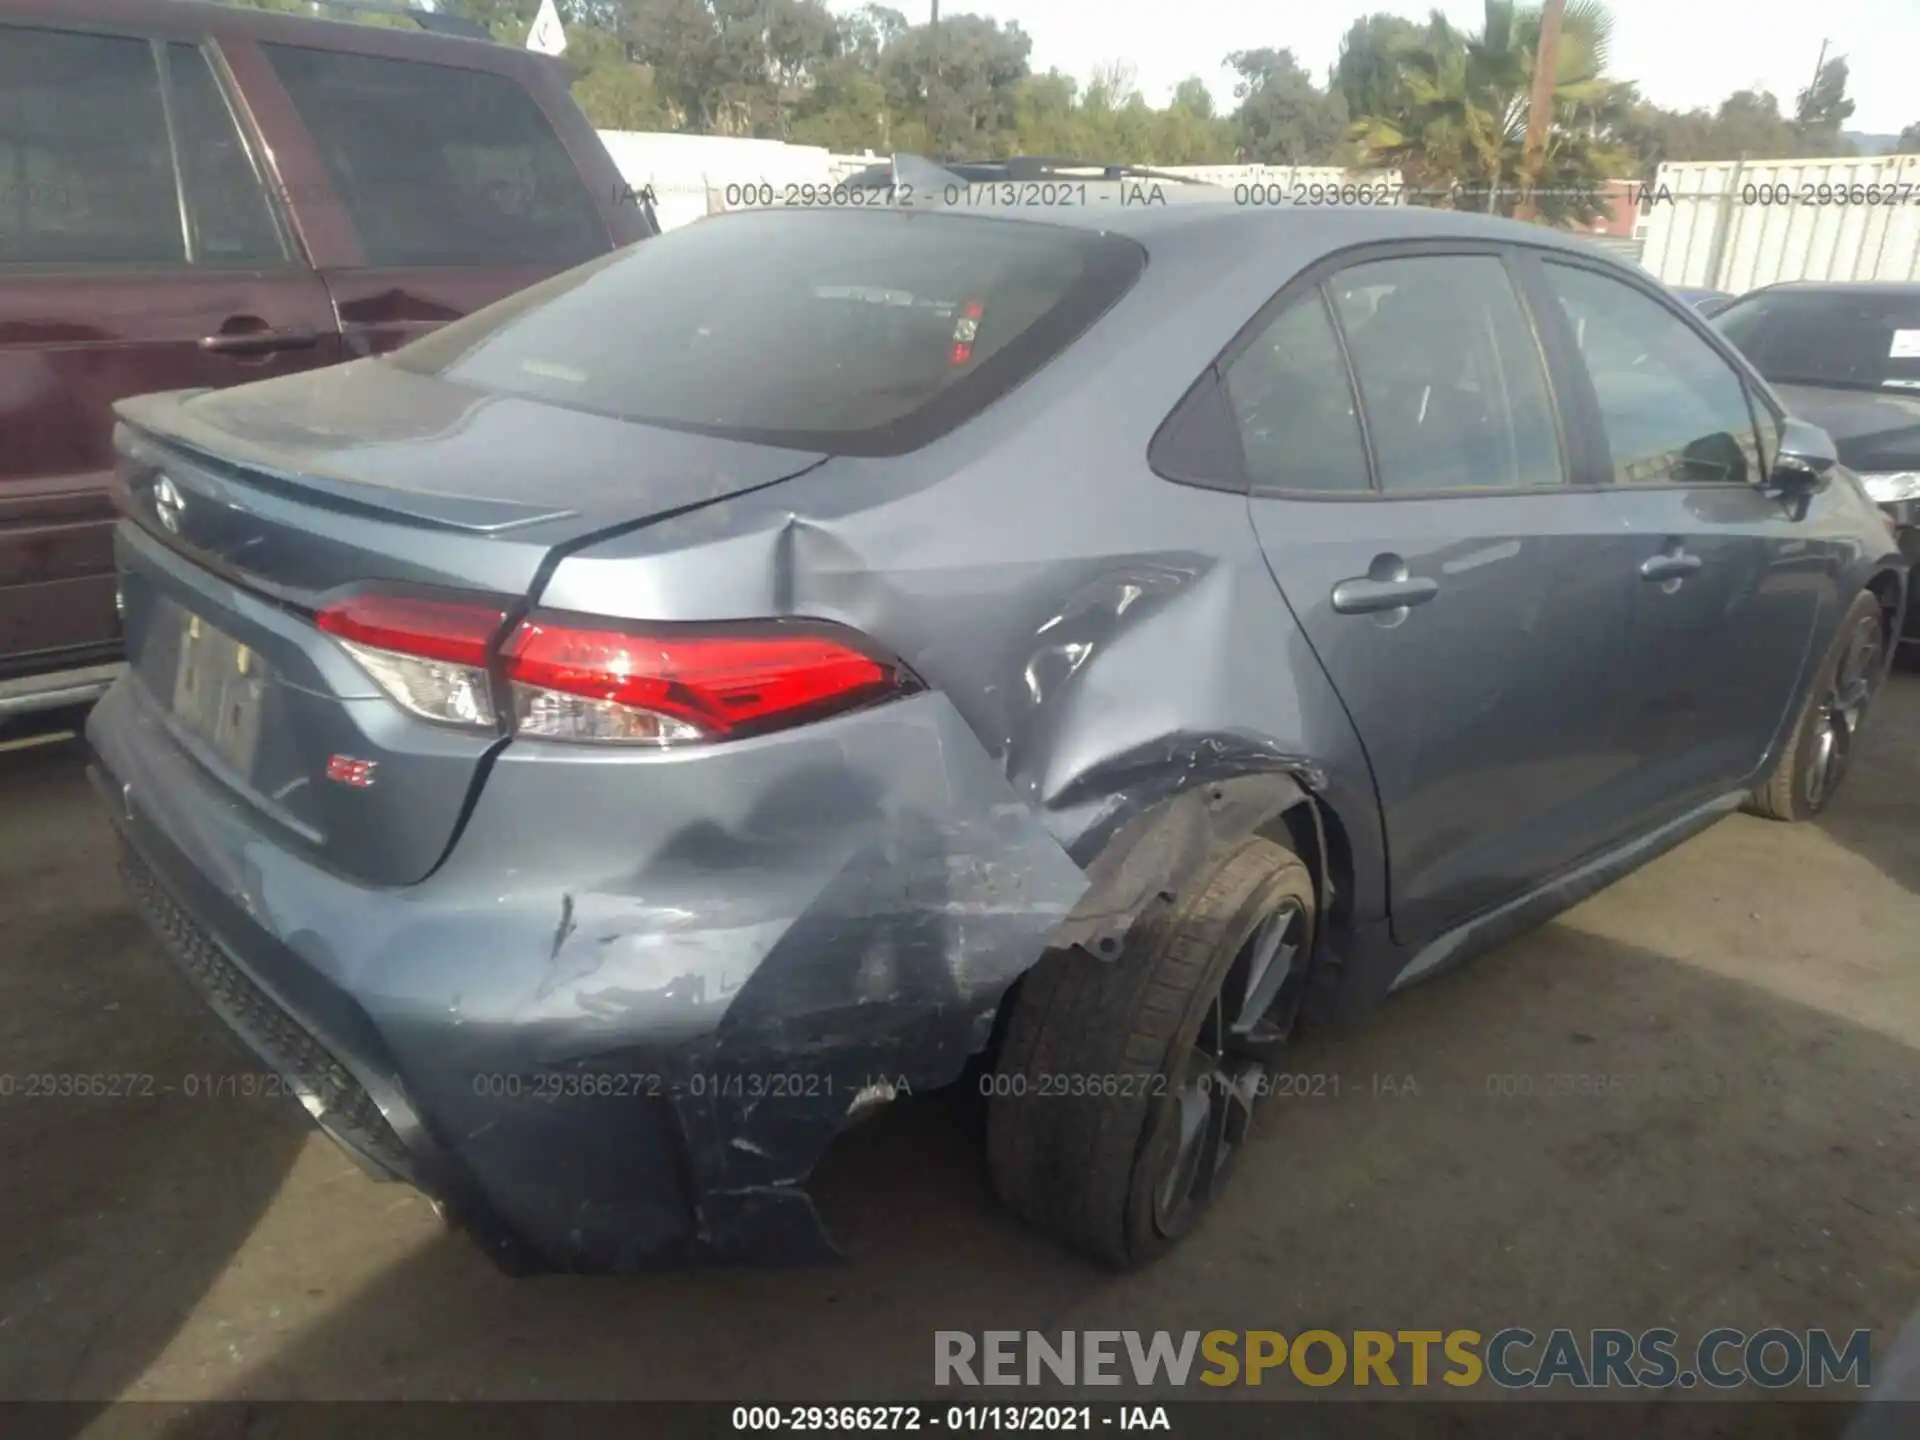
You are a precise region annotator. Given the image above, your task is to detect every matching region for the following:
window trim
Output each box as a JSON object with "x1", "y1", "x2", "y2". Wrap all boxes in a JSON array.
[
  {"x1": 1526, "y1": 248, "x2": 1783, "y2": 493},
  {"x1": 1152, "y1": 238, "x2": 1582, "y2": 503},
  {"x1": 170, "y1": 38, "x2": 302, "y2": 269}
]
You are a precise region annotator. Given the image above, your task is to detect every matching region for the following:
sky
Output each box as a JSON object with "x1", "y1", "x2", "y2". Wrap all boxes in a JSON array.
[{"x1": 906, "y1": 0, "x2": 1920, "y2": 134}]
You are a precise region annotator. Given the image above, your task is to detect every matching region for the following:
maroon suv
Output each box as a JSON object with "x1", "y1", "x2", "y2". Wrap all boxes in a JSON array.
[{"x1": 0, "y1": 0, "x2": 653, "y2": 716}]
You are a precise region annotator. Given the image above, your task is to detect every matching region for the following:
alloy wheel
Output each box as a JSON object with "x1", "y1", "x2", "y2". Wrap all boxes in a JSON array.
[
  {"x1": 1152, "y1": 899, "x2": 1308, "y2": 1238},
  {"x1": 1805, "y1": 613, "x2": 1883, "y2": 810}
]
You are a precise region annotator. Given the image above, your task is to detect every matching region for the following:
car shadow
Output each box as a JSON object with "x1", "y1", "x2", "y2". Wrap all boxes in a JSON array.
[
  {"x1": 103, "y1": 915, "x2": 1916, "y2": 1434},
  {"x1": 1812, "y1": 670, "x2": 1920, "y2": 895},
  {"x1": 0, "y1": 734, "x2": 311, "y2": 1418}
]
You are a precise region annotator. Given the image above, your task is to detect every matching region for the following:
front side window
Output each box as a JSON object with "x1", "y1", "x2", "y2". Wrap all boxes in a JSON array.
[
  {"x1": 385, "y1": 209, "x2": 1146, "y2": 455},
  {"x1": 1223, "y1": 292, "x2": 1372, "y2": 494},
  {"x1": 262, "y1": 45, "x2": 607, "y2": 268},
  {"x1": 1329, "y1": 255, "x2": 1566, "y2": 493},
  {"x1": 1545, "y1": 261, "x2": 1762, "y2": 486},
  {"x1": 0, "y1": 27, "x2": 181, "y2": 265}
]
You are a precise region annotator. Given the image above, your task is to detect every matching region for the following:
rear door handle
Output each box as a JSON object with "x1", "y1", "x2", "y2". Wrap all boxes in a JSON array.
[
  {"x1": 1639, "y1": 550, "x2": 1703, "y2": 583},
  {"x1": 200, "y1": 323, "x2": 321, "y2": 356},
  {"x1": 1330, "y1": 573, "x2": 1440, "y2": 615}
]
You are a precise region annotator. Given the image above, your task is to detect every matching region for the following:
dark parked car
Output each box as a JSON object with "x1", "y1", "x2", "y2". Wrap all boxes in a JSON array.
[
  {"x1": 89, "y1": 199, "x2": 1907, "y2": 1273},
  {"x1": 1714, "y1": 281, "x2": 1920, "y2": 650},
  {"x1": 0, "y1": 0, "x2": 653, "y2": 719},
  {"x1": 1671, "y1": 285, "x2": 1736, "y2": 317}
]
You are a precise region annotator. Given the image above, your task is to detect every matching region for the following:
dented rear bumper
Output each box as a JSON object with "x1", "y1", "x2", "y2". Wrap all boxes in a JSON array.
[{"x1": 88, "y1": 677, "x2": 1089, "y2": 1271}]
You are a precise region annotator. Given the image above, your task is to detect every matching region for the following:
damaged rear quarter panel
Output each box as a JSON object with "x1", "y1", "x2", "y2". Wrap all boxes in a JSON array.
[{"x1": 361, "y1": 691, "x2": 1089, "y2": 1265}]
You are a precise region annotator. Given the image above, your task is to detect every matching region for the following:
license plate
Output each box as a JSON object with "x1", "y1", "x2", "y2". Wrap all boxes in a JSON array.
[{"x1": 171, "y1": 609, "x2": 267, "y2": 775}]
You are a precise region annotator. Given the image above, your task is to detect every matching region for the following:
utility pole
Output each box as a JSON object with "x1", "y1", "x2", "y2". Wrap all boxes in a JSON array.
[
  {"x1": 928, "y1": 0, "x2": 941, "y2": 156},
  {"x1": 1513, "y1": 0, "x2": 1565, "y2": 224},
  {"x1": 1799, "y1": 38, "x2": 1830, "y2": 125}
]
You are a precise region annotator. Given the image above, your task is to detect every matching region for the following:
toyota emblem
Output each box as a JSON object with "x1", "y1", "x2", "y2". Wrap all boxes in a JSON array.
[{"x1": 153, "y1": 475, "x2": 185, "y2": 535}]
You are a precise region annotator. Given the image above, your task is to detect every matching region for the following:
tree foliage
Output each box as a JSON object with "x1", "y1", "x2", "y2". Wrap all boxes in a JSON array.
[{"x1": 211, "y1": 0, "x2": 1896, "y2": 221}]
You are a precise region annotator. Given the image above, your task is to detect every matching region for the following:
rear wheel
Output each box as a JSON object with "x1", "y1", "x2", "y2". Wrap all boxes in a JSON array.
[
  {"x1": 1746, "y1": 590, "x2": 1886, "y2": 821},
  {"x1": 986, "y1": 835, "x2": 1314, "y2": 1267}
]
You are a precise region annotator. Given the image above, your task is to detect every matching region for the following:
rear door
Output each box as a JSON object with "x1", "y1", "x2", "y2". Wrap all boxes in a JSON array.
[
  {"x1": 1230, "y1": 246, "x2": 1643, "y2": 944},
  {"x1": 1527, "y1": 256, "x2": 1824, "y2": 819},
  {"x1": 233, "y1": 40, "x2": 622, "y2": 356},
  {"x1": 0, "y1": 21, "x2": 341, "y2": 675}
]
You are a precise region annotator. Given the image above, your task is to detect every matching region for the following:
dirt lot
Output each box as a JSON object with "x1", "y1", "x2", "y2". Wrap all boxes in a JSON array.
[{"x1": 1, "y1": 677, "x2": 1916, "y2": 1427}]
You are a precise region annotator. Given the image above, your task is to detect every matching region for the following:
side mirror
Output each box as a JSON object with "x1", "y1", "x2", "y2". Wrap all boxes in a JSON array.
[{"x1": 1769, "y1": 417, "x2": 1838, "y2": 493}]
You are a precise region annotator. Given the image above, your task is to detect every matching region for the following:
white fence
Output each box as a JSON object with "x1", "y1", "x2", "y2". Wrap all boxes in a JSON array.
[
  {"x1": 1636, "y1": 155, "x2": 1920, "y2": 290},
  {"x1": 596, "y1": 130, "x2": 840, "y2": 229},
  {"x1": 597, "y1": 133, "x2": 1408, "y2": 229}
]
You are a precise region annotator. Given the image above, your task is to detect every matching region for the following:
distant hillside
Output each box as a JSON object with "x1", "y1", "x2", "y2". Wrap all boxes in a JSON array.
[{"x1": 1844, "y1": 132, "x2": 1904, "y2": 155}]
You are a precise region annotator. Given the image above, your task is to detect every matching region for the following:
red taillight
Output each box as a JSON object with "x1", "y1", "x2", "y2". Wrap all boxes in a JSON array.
[
  {"x1": 501, "y1": 618, "x2": 912, "y2": 745},
  {"x1": 314, "y1": 591, "x2": 914, "y2": 746},
  {"x1": 316, "y1": 594, "x2": 506, "y2": 666},
  {"x1": 316, "y1": 593, "x2": 508, "y2": 729}
]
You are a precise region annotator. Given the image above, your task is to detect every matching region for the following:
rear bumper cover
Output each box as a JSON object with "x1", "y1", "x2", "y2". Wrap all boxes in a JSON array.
[{"x1": 88, "y1": 678, "x2": 1088, "y2": 1271}]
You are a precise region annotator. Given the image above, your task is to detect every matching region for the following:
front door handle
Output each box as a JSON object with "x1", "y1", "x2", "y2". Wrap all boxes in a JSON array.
[
  {"x1": 200, "y1": 320, "x2": 321, "y2": 357},
  {"x1": 1639, "y1": 550, "x2": 1703, "y2": 583},
  {"x1": 1330, "y1": 572, "x2": 1440, "y2": 615}
]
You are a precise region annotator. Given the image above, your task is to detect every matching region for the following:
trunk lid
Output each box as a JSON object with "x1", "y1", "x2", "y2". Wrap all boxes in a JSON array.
[{"x1": 110, "y1": 363, "x2": 828, "y2": 886}]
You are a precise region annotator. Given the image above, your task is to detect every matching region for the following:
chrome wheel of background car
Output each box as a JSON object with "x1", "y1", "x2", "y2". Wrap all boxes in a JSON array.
[
  {"x1": 1152, "y1": 899, "x2": 1308, "y2": 1238},
  {"x1": 1806, "y1": 614, "x2": 1883, "y2": 809}
]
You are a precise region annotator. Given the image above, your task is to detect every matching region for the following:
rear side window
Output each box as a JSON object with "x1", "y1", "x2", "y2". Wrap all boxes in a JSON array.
[
  {"x1": 1545, "y1": 262, "x2": 1761, "y2": 486},
  {"x1": 1330, "y1": 256, "x2": 1566, "y2": 492},
  {"x1": 0, "y1": 27, "x2": 181, "y2": 265},
  {"x1": 261, "y1": 45, "x2": 607, "y2": 268},
  {"x1": 1224, "y1": 293, "x2": 1372, "y2": 494},
  {"x1": 386, "y1": 209, "x2": 1146, "y2": 455}
]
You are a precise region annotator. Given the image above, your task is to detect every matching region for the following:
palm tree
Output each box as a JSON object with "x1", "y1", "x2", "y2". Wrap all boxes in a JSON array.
[{"x1": 1351, "y1": 0, "x2": 1629, "y2": 223}]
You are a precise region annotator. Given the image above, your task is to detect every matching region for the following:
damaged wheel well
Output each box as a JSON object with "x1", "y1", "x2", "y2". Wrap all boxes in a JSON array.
[{"x1": 970, "y1": 770, "x2": 1353, "y2": 1074}]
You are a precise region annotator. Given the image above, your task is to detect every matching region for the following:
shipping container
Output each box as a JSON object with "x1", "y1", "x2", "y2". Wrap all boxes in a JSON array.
[{"x1": 1636, "y1": 155, "x2": 1920, "y2": 292}]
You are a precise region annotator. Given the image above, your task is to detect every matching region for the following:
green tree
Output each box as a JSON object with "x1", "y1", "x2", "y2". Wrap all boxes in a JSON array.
[
  {"x1": 1792, "y1": 57, "x2": 1857, "y2": 156},
  {"x1": 1898, "y1": 121, "x2": 1920, "y2": 153},
  {"x1": 1352, "y1": 0, "x2": 1628, "y2": 222},
  {"x1": 1226, "y1": 47, "x2": 1349, "y2": 165},
  {"x1": 1332, "y1": 13, "x2": 1423, "y2": 123}
]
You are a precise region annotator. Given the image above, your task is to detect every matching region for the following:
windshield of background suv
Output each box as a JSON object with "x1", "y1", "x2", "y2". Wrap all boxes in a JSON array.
[
  {"x1": 1716, "y1": 289, "x2": 1920, "y2": 393},
  {"x1": 385, "y1": 208, "x2": 1146, "y2": 455}
]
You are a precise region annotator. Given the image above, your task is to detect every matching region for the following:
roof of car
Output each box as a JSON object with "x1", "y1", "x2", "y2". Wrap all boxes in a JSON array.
[
  {"x1": 3, "y1": 0, "x2": 543, "y2": 71},
  {"x1": 1742, "y1": 280, "x2": 1920, "y2": 297},
  {"x1": 872, "y1": 196, "x2": 1641, "y2": 261}
]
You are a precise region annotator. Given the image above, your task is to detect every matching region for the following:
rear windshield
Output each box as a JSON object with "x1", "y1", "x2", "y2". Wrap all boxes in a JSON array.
[
  {"x1": 1716, "y1": 289, "x2": 1920, "y2": 393},
  {"x1": 385, "y1": 208, "x2": 1146, "y2": 454}
]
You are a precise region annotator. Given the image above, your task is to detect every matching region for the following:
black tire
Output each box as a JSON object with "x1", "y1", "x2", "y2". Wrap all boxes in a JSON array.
[
  {"x1": 1745, "y1": 589, "x2": 1887, "y2": 822},
  {"x1": 986, "y1": 835, "x2": 1314, "y2": 1268}
]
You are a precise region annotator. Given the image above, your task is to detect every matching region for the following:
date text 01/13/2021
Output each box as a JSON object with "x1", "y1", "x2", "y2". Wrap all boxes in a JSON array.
[{"x1": 729, "y1": 1404, "x2": 1172, "y2": 1431}]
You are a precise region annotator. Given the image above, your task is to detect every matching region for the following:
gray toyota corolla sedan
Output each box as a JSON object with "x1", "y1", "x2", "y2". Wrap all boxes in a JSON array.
[{"x1": 88, "y1": 198, "x2": 1908, "y2": 1273}]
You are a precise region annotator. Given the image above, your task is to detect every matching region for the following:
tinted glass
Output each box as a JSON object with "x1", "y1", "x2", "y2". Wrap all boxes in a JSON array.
[
  {"x1": 0, "y1": 27, "x2": 181, "y2": 265},
  {"x1": 1546, "y1": 262, "x2": 1761, "y2": 485},
  {"x1": 166, "y1": 44, "x2": 288, "y2": 266},
  {"x1": 1716, "y1": 288, "x2": 1920, "y2": 393},
  {"x1": 387, "y1": 210, "x2": 1145, "y2": 454},
  {"x1": 1330, "y1": 256, "x2": 1565, "y2": 492},
  {"x1": 262, "y1": 45, "x2": 606, "y2": 267},
  {"x1": 1224, "y1": 292, "x2": 1371, "y2": 494}
]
